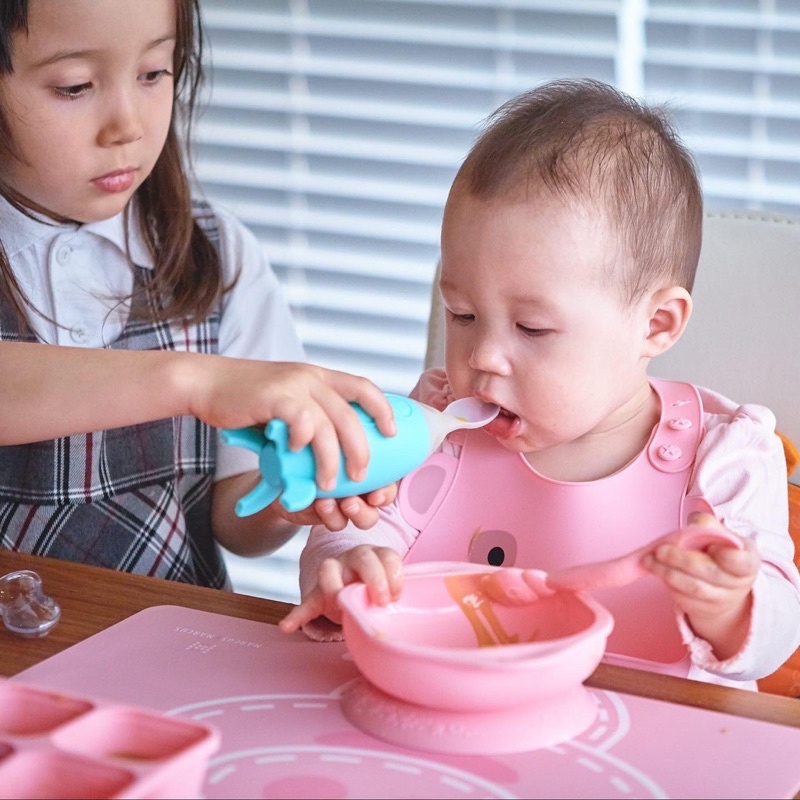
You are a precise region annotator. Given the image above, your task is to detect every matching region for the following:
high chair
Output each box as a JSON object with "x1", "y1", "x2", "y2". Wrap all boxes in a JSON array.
[{"x1": 424, "y1": 209, "x2": 800, "y2": 696}]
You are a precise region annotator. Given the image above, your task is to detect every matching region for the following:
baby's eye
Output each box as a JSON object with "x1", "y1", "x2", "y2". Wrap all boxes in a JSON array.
[
  {"x1": 140, "y1": 69, "x2": 173, "y2": 85},
  {"x1": 518, "y1": 324, "x2": 548, "y2": 337},
  {"x1": 53, "y1": 82, "x2": 92, "y2": 99},
  {"x1": 446, "y1": 310, "x2": 475, "y2": 325}
]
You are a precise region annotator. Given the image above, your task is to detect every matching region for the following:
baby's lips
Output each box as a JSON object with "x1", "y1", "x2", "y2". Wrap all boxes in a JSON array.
[
  {"x1": 483, "y1": 409, "x2": 521, "y2": 440},
  {"x1": 480, "y1": 567, "x2": 554, "y2": 605}
]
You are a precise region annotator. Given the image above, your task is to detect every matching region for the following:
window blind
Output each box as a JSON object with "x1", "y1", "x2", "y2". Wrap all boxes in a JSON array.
[
  {"x1": 644, "y1": 0, "x2": 800, "y2": 212},
  {"x1": 197, "y1": 0, "x2": 800, "y2": 603}
]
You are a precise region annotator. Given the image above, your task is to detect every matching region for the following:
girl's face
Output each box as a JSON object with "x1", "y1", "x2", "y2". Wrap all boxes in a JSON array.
[
  {"x1": 0, "y1": 0, "x2": 176, "y2": 223},
  {"x1": 439, "y1": 184, "x2": 657, "y2": 457}
]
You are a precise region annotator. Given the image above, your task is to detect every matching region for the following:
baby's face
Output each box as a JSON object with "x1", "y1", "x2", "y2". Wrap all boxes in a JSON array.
[{"x1": 439, "y1": 186, "x2": 654, "y2": 455}]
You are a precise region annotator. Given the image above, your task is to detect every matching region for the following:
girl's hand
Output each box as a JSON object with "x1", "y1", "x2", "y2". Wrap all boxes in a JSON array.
[
  {"x1": 279, "y1": 545, "x2": 404, "y2": 633},
  {"x1": 186, "y1": 358, "x2": 397, "y2": 493},
  {"x1": 642, "y1": 513, "x2": 761, "y2": 660}
]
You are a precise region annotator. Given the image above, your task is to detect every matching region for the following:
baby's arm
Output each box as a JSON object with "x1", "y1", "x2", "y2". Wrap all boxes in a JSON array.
[
  {"x1": 651, "y1": 392, "x2": 800, "y2": 677},
  {"x1": 280, "y1": 499, "x2": 420, "y2": 637},
  {"x1": 643, "y1": 512, "x2": 761, "y2": 660},
  {"x1": 279, "y1": 544, "x2": 404, "y2": 633}
]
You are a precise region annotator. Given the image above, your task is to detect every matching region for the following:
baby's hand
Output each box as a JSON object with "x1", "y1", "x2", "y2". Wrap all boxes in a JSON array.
[
  {"x1": 409, "y1": 367, "x2": 454, "y2": 410},
  {"x1": 642, "y1": 513, "x2": 760, "y2": 660},
  {"x1": 279, "y1": 545, "x2": 403, "y2": 634},
  {"x1": 272, "y1": 483, "x2": 398, "y2": 531}
]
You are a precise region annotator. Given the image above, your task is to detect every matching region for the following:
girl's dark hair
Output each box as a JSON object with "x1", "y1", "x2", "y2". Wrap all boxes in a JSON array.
[
  {"x1": 455, "y1": 78, "x2": 704, "y2": 302},
  {"x1": 0, "y1": 0, "x2": 223, "y2": 328}
]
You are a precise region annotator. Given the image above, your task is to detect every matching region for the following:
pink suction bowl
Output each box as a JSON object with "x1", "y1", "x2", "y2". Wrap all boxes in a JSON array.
[{"x1": 338, "y1": 562, "x2": 614, "y2": 754}]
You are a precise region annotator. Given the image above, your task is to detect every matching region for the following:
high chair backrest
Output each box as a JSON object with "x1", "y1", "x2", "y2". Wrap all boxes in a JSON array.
[
  {"x1": 654, "y1": 210, "x2": 800, "y2": 485},
  {"x1": 424, "y1": 209, "x2": 800, "y2": 484}
]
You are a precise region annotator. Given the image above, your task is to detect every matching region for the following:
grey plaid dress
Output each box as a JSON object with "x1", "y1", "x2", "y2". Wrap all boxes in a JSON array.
[{"x1": 0, "y1": 208, "x2": 228, "y2": 588}]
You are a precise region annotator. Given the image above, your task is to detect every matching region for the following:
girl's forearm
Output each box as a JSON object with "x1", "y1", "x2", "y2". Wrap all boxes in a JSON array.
[
  {"x1": 0, "y1": 342, "x2": 195, "y2": 444},
  {"x1": 1, "y1": 343, "x2": 397, "y2": 492},
  {"x1": 211, "y1": 472, "x2": 301, "y2": 557}
]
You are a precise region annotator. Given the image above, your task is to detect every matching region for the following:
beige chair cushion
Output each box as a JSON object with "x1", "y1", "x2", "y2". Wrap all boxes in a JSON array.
[{"x1": 655, "y1": 211, "x2": 800, "y2": 483}]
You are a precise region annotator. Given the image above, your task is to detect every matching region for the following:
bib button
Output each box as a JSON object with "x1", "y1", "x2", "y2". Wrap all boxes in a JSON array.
[
  {"x1": 668, "y1": 417, "x2": 692, "y2": 430},
  {"x1": 657, "y1": 444, "x2": 682, "y2": 462}
]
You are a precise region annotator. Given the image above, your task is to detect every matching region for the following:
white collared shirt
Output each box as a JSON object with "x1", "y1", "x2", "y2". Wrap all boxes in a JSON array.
[{"x1": 0, "y1": 194, "x2": 305, "y2": 479}]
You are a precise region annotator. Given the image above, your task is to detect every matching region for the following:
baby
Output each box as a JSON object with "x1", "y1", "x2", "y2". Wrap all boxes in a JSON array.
[{"x1": 281, "y1": 78, "x2": 800, "y2": 688}]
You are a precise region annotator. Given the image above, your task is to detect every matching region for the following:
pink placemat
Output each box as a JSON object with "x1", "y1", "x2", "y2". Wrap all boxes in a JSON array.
[{"x1": 14, "y1": 605, "x2": 800, "y2": 799}]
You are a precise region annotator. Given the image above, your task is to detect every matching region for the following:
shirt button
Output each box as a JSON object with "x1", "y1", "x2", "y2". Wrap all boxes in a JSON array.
[
  {"x1": 70, "y1": 325, "x2": 88, "y2": 343},
  {"x1": 56, "y1": 245, "x2": 72, "y2": 265}
]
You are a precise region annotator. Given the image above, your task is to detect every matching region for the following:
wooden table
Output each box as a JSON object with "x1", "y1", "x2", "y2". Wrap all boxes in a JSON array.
[{"x1": 2, "y1": 548, "x2": 800, "y2": 731}]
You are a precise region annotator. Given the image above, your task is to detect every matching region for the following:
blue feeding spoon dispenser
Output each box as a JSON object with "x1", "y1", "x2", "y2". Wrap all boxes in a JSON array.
[{"x1": 221, "y1": 393, "x2": 498, "y2": 516}]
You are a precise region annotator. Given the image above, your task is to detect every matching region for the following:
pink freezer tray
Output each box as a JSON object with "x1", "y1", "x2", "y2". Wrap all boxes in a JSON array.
[{"x1": 0, "y1": 679, "x2": 219, "y2": 799}]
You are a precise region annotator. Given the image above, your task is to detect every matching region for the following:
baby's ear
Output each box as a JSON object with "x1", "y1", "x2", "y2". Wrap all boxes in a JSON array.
[{"x1": 643, "y1": 286, "x2": 692, "y2": 358}]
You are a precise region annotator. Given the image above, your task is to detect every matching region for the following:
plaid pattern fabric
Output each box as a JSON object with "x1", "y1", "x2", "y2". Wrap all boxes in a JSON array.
[{"x1": 0, "y1": 204, "x2": 228, "y2": 588}]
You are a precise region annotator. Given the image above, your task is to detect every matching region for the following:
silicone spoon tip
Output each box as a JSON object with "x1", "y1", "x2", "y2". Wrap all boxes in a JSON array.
[{"x1": 443, "y1": 397, "x2": 500, "y2": 427}]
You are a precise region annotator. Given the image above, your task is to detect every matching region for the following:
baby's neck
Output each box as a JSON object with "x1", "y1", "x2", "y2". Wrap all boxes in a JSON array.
[{"x1": 524, "y1": 386, "x2": 660, "y2": 482}]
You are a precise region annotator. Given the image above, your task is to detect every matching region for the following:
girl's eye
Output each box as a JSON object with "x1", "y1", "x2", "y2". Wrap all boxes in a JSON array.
[
  {"x1": 140, "y1": 69, "x2": 173, "y2": 84},
  {"x1": 54, "y1": 83, "x2": 92, "y2": 99}
]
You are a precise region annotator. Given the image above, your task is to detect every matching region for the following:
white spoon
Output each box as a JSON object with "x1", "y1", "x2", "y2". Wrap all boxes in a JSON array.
[{"x1": 420, "y1": 397, "x2": 500, "y2": 450}]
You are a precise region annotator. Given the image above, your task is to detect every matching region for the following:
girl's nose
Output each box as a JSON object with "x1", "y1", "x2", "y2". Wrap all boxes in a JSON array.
[{"x1": 97, "y1": 90, "x2": 144, "y2": 147}]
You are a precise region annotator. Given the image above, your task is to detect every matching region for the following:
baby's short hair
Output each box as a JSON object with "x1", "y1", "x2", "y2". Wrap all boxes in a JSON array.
[{"x1": 455, "y1": 78, "x2": 703, "y2": 301}]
